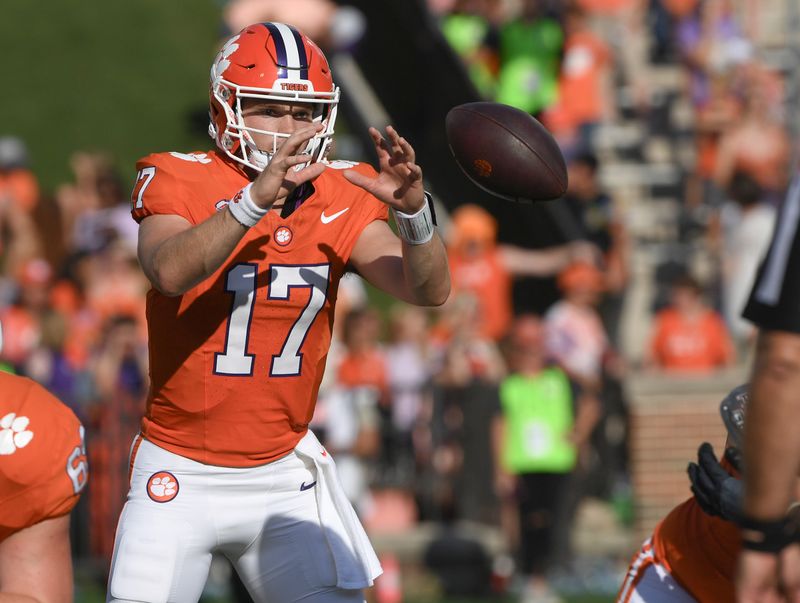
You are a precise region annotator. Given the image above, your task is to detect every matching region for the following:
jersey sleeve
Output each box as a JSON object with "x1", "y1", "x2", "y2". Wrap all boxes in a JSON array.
[
  {"x1": 0, "y1": 375, "x2": 88, "y2": 540},
  {"x1": 130, "y1": 153, "x2": 196, "y2": 224}
]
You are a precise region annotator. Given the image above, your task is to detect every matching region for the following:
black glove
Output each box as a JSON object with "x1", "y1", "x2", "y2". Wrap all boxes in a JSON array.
[{"x1": 687, "y1": 442, "x2": 743, "y2": 521}]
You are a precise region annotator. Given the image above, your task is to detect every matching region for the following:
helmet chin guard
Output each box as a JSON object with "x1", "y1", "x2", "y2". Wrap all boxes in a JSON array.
[{"x1": 208, "y1": 22, "x2": 340, "y2": 172}]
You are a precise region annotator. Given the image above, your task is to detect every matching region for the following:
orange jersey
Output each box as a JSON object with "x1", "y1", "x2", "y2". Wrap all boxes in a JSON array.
[
  {"x1": 650, "y1": 308, "x2": 734, "y2": 372},
  {"x1": 130, "y1": 151, "x2": 388, "y2": 467},
  {"x1": 557, "y1": 30, "x2": 611, "y2": 126},
  {"x1": 448, "y1": 249, "x2": 512, "y2": 341},
  {"x1": 652, "y1": 496, "x2": 740, "y2": 602},
  {"x1": 0, "y1": 373, "x2": 88, "y2": 541},
  {"x1": 337, "y1": 349, "x2": 388, "y2": 392}
]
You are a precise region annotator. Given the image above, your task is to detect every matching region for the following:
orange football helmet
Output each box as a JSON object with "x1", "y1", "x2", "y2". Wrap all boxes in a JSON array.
[{"x1": 209, "y1": 22, "x2": 340, "y2": 171}]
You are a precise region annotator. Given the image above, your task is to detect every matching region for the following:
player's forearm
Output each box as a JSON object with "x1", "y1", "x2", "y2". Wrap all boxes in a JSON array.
[
  {"x1": 401, "y1": 233, "x2": 450, "y2": 306},
  {"x1": 148, "y1": 209, "x2": 249, "y2": 296},
  {"x1": 744, "y1": 331, "x2": 800, "y2": 519}
]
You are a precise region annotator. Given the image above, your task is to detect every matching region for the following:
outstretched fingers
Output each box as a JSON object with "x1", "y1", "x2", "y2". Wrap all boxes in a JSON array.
[
  {"x1": 370, "y1": 126, "x2": 417, "y2": 166},
  {"x1": 368, "y1": 127, "x2": 390, "y2": 160},
  {"x1": 386, "y1": 126, "x2": 416, "y2": 163},
  {"x1": 406, "y1": 161, "x2": 422, "y2": 182}
]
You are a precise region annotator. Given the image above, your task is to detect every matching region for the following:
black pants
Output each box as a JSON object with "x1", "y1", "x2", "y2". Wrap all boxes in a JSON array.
[{"x1": 516, "y1": 472, "x2": 570, "y2": 576}]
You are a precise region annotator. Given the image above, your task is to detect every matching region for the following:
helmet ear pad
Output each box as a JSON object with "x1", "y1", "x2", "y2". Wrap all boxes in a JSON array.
[{"x1": 207, "y1": 22, "x2": 340, "y2": 172}]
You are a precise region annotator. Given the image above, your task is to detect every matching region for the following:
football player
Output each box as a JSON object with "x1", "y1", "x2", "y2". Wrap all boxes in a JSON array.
[
  {"x1": 106, "y1": 22, "x2": 449, "y2": 603},
  {"x1": 0, "y1": 371, "x2": 89, "y2": 602},
  {"x1": 617, "y1": 384, "x2": 755, "y2": 603}
]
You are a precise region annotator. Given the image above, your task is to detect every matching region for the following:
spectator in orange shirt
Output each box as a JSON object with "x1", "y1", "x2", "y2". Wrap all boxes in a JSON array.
[
  {"x1": 337, "y1": 306, "x2": 388, "y2": 399},
  {"x1": 647, "y1": 273, "x2": 735, "y2": 372},
  {"x1": 542, "y1": 5, "x2": 614, "y2": 156},
  {"x1": 447, "y1": 203, "x2": 596, "y2": 342},
  {"x1": 329, "y1": 306, "x2": 384, "y2": 511}
]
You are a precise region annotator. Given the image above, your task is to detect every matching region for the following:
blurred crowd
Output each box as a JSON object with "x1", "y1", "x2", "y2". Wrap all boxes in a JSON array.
[{"x1": 0, "y1": 0, "x2": 794, "y2": 601}]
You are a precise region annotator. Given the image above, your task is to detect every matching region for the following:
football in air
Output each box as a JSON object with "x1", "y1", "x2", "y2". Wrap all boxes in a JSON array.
[{"x1": 445, "y1": 102, "x2": 568, "y2": 202}]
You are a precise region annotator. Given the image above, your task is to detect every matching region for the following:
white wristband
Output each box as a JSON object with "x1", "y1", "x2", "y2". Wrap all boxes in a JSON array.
[
  {"x1": 228, "y1": 183, "x2": 268, "y2": 228},
  {"x1": 392, "y1": 196, "x2": 435, "y2": 245}
]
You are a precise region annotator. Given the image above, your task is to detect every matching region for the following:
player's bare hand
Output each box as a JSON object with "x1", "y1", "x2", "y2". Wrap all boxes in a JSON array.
[
  {"x1": 250, "y1": 123, "x2": 326, "y2": 208},
  {"x1": 737, "y1": 550, "x2": 787, "y2": 603},
  {"x1": 343, "y1": 126, "x2": 425, "y2": 213}
]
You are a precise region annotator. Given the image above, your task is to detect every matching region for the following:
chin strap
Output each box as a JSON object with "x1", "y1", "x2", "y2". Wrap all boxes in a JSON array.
[
  {"x1": 247, "y1": 148, "x2": 272, "y2": 172},
  {"x1": 243, "y1": 135, "x2": 321, "y2": 173}
]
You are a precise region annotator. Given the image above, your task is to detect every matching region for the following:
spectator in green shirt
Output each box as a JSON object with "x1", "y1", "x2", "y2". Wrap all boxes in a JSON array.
[
  {"x1": 496, "y1": 0, "x2": 563, "y2": 115},
  {"x1": 493, "y1": 314, "x2": 599, "y2": 603}
]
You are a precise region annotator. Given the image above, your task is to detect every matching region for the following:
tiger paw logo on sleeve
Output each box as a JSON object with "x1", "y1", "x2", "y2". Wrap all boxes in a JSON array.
[
  {"x1": 146, "y1": 471, "x2": 179, "y2": 503},
  {"x1": 0, "y1": 413, "x2": 34, "y2": 455}
]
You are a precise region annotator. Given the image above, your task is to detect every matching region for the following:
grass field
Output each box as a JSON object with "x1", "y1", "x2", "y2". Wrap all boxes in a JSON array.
[{"x1": 1, "y1": 0, "x2": 222, "y2": 192}]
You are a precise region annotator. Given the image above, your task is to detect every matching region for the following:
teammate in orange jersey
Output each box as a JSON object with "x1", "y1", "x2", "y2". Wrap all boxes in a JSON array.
[
  {"x1": 617, "y1": 384, "x2": 761, "y2": 603},
  {"x1": 0, "y1": 371, "x2": 89, "y2": 602},
  {"x1": 106, "y1": 22, "x2": 449, "y2": 603}
]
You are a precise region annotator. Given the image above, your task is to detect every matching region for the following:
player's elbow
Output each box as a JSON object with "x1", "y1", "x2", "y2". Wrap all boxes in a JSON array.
[
  {"x1": 153, "y1": 279, "x2": 189, "y2": 297},
  {"x1": 148, "y1": 263, "x2": 190, "y2": 297},
  {"x1": 433, "y1": 283, "x2": 451, "y2": 307},
  {"x1": 422, "y1": 279, "x2": 450, "y2": 307},
  {"x1": 153, "y1": 282, "x2": 187, "y2": 298}
]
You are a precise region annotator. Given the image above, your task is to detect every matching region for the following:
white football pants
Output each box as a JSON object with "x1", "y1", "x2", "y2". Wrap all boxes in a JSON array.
[
  {"x1": 106, "y1": 437, "x2": 367, "y2": 603},
  {"x1": 617, "y1": 538, "x2": 697, "y2": 603}
]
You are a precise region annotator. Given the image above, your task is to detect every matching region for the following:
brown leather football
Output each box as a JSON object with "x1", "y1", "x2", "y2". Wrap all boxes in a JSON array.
[{"x1": 445, "y1": 102, "x2": 568, "y2": 202}]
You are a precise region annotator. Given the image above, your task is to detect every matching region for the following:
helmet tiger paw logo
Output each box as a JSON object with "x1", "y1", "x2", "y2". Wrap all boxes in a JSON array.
[
  {"x1": 211, "y1": 35, "x2": 240, "y2": 82},
  {"x1": 147, "y1": 471, "x2": 179, "y2": 503},
  {"x1": 0, "y1": 413, "x2": 34, "y2": 455}
]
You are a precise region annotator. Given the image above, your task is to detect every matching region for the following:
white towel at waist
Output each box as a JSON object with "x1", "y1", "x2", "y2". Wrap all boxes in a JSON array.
[{"x1": 294, "y1": 429, "x2": 383, "y2": 589}]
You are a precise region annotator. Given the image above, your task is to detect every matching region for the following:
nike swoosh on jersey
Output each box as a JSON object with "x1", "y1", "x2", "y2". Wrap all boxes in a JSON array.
[
  {"x1": 300, "y1": 480, "x2": 317, "y2": 491},
  {"x1": 320, "y1": 208, "x2": 349, "y2": 224}
]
